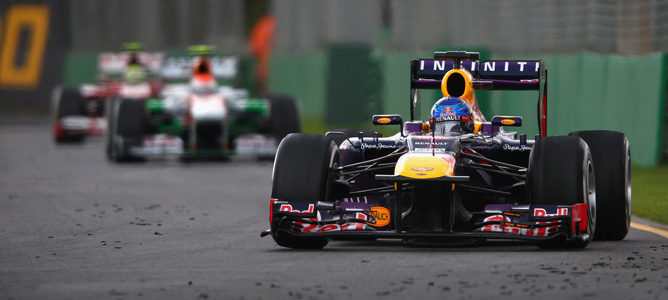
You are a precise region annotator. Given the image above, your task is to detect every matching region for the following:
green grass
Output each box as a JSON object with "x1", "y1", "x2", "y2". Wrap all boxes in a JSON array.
[{"x1": 632, "y1": 163, "x2": 668, "y2": 224}]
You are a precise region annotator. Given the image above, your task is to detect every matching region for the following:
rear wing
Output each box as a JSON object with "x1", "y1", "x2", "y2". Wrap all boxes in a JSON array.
[
  {"x1": 409, "y1": 51, "x2": 548, "y2": 137},
  {"x1": 160, "y1": 56, "x2": 238, "y2": 80},
  {"x1": 98, "y1": 52, "x2": 164, "y2": 75}
]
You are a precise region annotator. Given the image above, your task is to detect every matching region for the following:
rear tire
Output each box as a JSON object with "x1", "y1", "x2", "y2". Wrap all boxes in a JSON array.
[
  {"x1": 264, "y1": 95, "x2": 300, "y2": 143},
  {"x1": 107, "y1": 98, "x2": 147, "y2": 162},
  {"x1": 528, "y1": 136, "x2": 596, "y2": 249},
  {"x1": 569, "y1": 130, "x2": 631, "y2": 241},
  {"x1": 270, "y1": 133, "x2": 338, "y2": 249},
  {"x1": 52, "y1": 86, "x2": 86, "y2": 143}
]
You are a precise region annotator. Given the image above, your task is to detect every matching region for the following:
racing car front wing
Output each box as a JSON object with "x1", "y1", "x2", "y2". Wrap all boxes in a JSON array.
[
  {"x1": 125, "y1": 133, "x2": 278, "y2": 159},
  {"x1": 263, "y1": 199, "x2": 589, "y2": 243},
  {"x1": 56, "y1": 116, "x2": 107, "y2": 137}
]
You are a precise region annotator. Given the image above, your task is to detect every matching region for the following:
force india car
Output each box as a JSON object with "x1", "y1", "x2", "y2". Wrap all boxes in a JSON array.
[
  {"x1": 52, "y1": 48, "x2": 163, "y2": 143},
  {"x1": 106, "y1": 48, "x2": 300, "y2": 162},
  {"x1": 262, "y1": 51, "x2": 632, "y2": 249}
]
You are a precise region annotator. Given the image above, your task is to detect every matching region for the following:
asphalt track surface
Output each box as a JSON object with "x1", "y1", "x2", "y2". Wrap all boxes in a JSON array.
[{"x1": 0, "y1": 124, "x2": 666, "y2": 300}]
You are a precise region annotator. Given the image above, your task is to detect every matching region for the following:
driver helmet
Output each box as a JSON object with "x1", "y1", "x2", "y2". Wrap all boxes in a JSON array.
[
  {"x1": 430, "y1": 97, "x2": 474, "y2": 134},
  {"x1": 124, "y1": 65, "x2": 146, "y2": 84},
  {"x1": 190, "y1": 74, "x2": 217, "y2": 94}
]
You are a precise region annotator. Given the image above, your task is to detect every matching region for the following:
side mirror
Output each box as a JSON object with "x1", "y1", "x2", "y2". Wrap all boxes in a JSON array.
[
  {"x1": 372, "y1": 114, "x2": 403, "y2": 125},
  {"x1": 373, "y1": 114, "x2": 404, "y2": 137},
  {"x1": 491, "y1": 116, "x2": 522, "y2": 127}
]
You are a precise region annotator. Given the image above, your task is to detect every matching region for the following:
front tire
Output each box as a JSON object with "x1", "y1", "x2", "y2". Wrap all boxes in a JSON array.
[
  {"x1": 107, "y1": 98, "x2": 146, "y2": 163},
  {"x1": 528, "y1": 136, "x2": 596, "y2": 249},
  {"x1": 570, "y1": 130, "x2": 631, "y2": 240},
  {"x1": 106, "y1": 98, "x2": 117, "y2": 160},
  {"x1": 270, "y1": 133, "x2": 339, "y2": 249},
  {"x1": 52, "y1": 86, "x2": 87, "y2": 143}
]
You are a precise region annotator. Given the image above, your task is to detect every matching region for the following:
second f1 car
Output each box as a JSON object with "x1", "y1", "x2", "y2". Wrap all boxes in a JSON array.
[{"x1": 106, "y1": 47, "x2": 300, "y2": 162}]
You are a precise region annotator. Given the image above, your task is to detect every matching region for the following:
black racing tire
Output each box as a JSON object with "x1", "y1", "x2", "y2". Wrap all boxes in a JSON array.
[
  {"x1": 105, "y1": 98, "x2": 117, "y2": 160},
  {"x1": 107, "y1": 98, "x2": 146, "y2": 163},
  {"x1": 326, "y1": 129, "x2": 382, "y2": 146},
  {"x1": 106, "y1": 97, "x2": 121, "y2": 161},
  {"x1": 569, "y1": 130, "x2": 631, "y2": 241},
  {"x1": 270, "y1": 133, "x2": 339, "y2": 249},
  {"x1": 528, "y1": 136, "x2": 596, "y2": 249},
  {"x1": 264, "y1": 95, "x2": 300, "y2": 143},
  {"x1": 54, "y1": 86, "x2": 86, "y2": 118},
  {"x1": 52, "y1": 86, "x2": 86, "y2": 143}
]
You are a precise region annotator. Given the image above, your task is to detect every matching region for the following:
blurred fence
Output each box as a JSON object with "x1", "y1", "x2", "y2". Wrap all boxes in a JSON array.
[
  {"x1": 68, "y1": 0, "x2": 245, "y2": 53},
  {"x1": 272, "y1": 0, "x2": 668, "y2": 55}
]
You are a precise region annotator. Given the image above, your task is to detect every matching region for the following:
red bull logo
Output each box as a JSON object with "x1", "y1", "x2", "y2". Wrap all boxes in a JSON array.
[
  {"x1": 279, "y1": 204, "x2": 314, "y2": 214},
  {"x1": 442, "y1": 107, "x2": 456, "y2": 116}
]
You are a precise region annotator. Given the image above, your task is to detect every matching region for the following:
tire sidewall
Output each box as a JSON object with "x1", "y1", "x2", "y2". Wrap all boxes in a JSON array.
[{"x1": 582, "y1": 146, "x2": 596, "y2": 241}]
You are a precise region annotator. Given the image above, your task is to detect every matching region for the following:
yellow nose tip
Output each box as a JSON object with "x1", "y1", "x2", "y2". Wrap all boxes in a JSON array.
[{"x1": 395, "y1": 154, "x2": 454, "y2": 179}]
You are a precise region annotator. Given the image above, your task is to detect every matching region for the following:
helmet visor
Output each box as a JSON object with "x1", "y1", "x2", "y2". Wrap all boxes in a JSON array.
[{"x1": 433, "y1": 120, "x2": 462, "y2": 135}]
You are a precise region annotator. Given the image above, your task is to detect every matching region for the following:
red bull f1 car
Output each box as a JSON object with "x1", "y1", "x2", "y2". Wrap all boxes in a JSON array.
[{"x1": 262, "y1": 51, "x2": 632, "y2": 249}]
